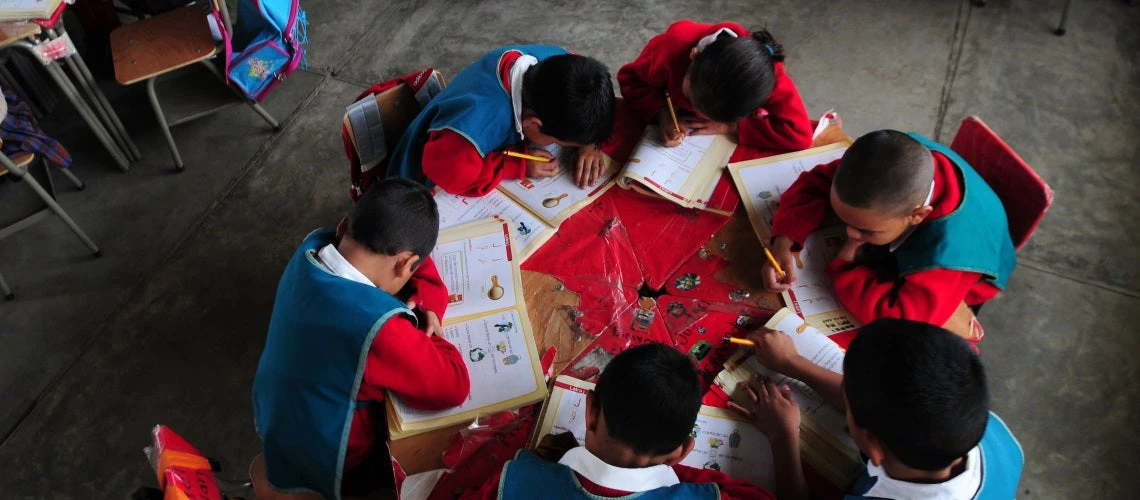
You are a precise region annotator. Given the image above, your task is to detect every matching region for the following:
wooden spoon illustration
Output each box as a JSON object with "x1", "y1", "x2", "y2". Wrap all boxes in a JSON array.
[
  {"x1": 542, "y1": 193, "x2": 569, "y2": 208},
  {"x1": 488, "y1": 275, "x2": 505, "y2": 300}
]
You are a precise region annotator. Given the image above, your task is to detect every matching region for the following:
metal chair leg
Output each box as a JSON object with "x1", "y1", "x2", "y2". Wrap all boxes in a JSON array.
[
  {"x1": 56, "y1": 165, "x2": 85, "y2": 190},
  {"x1": 145, "y1": 77, "x2": 185, "y2": 171},
  {"x1": 196, "y1": 60, "x2": 280, "y2": 130},
  {"x1": 1, "y1": 155, "x2": 101, "y2": 256},
  {"x1": 1055, "y1": 0, "x2": 1072, "y2": 35},
  {"x1": 0, "y1": 268, "x2": 13, "y2": 299}
]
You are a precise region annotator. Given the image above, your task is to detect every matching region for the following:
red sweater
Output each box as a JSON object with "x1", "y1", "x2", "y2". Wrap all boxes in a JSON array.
[
  {"x1": 461, "y1": 461, "x2": 772, "y2": 499},
  {"x1": 423, "y1": 51, "x2": 530, "y2": 197},
  {"x1": 770, "y1": 152, "x2": 1001, "y2": 327},
  {"x1": 617, "y1": 20, "x2": 813, "y2": 152},
  {"x1": 343, "y1": 256, "x2": 471, "y2": 472}
]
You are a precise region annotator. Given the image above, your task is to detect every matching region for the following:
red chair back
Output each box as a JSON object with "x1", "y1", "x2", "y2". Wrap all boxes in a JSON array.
[{"x1": 950, "y1": 116, "x2": 1053, "y2": 250}]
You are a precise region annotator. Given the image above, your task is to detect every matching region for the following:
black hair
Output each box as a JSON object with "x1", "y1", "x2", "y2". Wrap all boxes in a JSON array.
[
  {"x1": 346, "y1": 178, "x2": 439, "y2": 264},
  {"x1": 687, "y1": 28, "x2": 785, "y2": 124},
  {"x1": 522, "y1": 54, "x2": 615, "y2": 145},
  {"x1": 594, "y1": 343, "x2": 703, "y2": 456},
  {"x1": 843, "y1": 319, "x2": 990, "y2": 471},
  {"x1": 834, "y1": 130, "x2": 935, "y2": 214}
]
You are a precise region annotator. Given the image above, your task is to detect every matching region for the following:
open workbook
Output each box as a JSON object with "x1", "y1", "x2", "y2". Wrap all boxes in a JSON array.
[
  {"x1": 0, "y1": 0, "x2": 62, "y2": 21},
  {"x1": 728, "y1": 142, "x2": 862, "y2": 335},
  {"x1": 615, "y1": 126, "x2": 737, "y2": 215},
  {"x1": 532, "y1": 376, "x2": 777, "y2": 489},
  {"x1": 714, "y1": 307, "x2": 863, "y2": 488},
  {"x1": 435, "y1": 147, "x2": 619, "y2": 261},
  {"x1": 386, "y1": 218, "x2": 547, "y2": 439}
]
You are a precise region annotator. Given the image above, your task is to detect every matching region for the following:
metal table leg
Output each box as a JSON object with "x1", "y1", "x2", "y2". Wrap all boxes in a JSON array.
[{"x1": 0, "y1": 155, "x2": 101, "y2": 255}]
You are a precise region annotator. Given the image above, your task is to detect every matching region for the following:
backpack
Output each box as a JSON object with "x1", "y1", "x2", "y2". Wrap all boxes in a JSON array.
[{"x1": 221, "y1": 0, "x2": 308, "y2": 101}]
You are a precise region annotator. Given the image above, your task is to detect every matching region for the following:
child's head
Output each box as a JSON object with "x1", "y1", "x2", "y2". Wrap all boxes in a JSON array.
[
  {"x1": 684, "y1": 28, "x2": 786, "y2": 124},
  {"x1": 843, "y1": 319, "x2": 989, "y2": 472},
  {"x1": 585, "y1": 343, "x2": 702, "y2": 466},
  {"x1": 338, "y1": 178, "x2": 439, "y2": 294},
  {"x1": 521, "y1": 54, "x2": 615, "y2": 148},
  {"x1": 831, "y1": 130, "x2": 936, "y2": 246}
]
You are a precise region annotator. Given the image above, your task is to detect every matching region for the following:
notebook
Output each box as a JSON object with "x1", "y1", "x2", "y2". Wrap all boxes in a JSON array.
[
  {"x1": 727, "y1": 142, "x2": 862, "y2": 335},
  {"x1": 616, "y1": 126, "x2": 737, "y2": 215},
  {"x1": 714, "y1": 307, "x2": 863, "y2": 488},
  {"x1": 0, "y1": 0, "x2": 61, "y2": 21},
  {"x1": 386, "y1": 218, "x2": 547, "y2": 439},
  {"x1": 435, "y1": 146, "x2": 619, "y2": 261},
  {"x1": 532, "y1": 375, "x2": 777, "y2": 489}
]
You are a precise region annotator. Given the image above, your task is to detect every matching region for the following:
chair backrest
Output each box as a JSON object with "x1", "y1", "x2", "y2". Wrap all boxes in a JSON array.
[{"x1": 949, "y1": 116, "x2": 1053, "y2": 250}]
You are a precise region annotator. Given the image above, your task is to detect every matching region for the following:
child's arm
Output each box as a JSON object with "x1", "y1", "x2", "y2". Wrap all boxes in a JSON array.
[
  {"x1": 616, "y1": 30, "x2": 674, "y2": 124},
  {"x1": 365, "y1": 317, "x2": 471, "y2": 409},
  {"x1": 735, "y1": 63, "x2": 813, "y2": 152},
  {"x1": 728, "y1": 379, "x2": 809, "y2": 500},
  {"x1": 404, "y1": 256, "x2": 448, "y2": 336},
  {"x1": 826, "y1": 262, "x2": 986, "y2": 327},
  {"x1": 673, "y1": 465, "x2": 776, "y2": 499},
  {"x1": 421, "y1": 130, "x2": 531, "y2": 197},
  {"x1": 769, "y1": 159, "x2": 841, "y2": 248},
  {"x1": 746, "y1": 327, "x2": 846, "y2": 412}
]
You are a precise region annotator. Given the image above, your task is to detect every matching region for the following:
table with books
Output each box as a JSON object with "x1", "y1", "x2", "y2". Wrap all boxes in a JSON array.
[{"x1": 387, "y1": 120, "x2": 866, "y2": 497}]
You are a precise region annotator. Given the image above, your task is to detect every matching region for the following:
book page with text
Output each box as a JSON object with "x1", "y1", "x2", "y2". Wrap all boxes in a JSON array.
[
  {"x1": 432, "y1": 221, "x2": 518, "y2": 321},
  {"x1": 434, "y1": 188, "x2": 552, "y2": 259}
]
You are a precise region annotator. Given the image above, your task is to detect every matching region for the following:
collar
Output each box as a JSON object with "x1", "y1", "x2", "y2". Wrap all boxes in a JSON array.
[
  {"x1": 889, "y1": 179, "x2": 936, "y2": 252},
  {"x1": 558, "y1": 447, "x2": 680, "y2": 492},
  {"x1": 315, "y1": 243, "x2": 375, "y2": 287},
  {"x1": 509, "y1": 54, "x2": 539, "y2": 140},
  {"x1": 861, "y1": 446, "x2": 983, "y2": 500},
  {"x1": 696, "y1": 27, "x2": 738, "y2": 52}
]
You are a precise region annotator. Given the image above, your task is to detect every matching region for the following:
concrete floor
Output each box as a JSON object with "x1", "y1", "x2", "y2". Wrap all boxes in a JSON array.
[{"x1": 0, "y1": 0, "x2": 1136, "y2": 497}]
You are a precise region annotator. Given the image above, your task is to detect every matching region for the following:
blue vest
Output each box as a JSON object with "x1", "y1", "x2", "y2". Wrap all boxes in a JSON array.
[
  {"x1": 252, "y1": 229, "x2": 413, "y2": 500},
  {"x1": 845, "y1": 412, "x2": 1024, "y2": 500},
  {"x1": 498, "y1": 450, "x2": 721, "y2": 499},
  {"x1": 895, "y1": 133, "x2": 1017, "y2": 290},
  {"x1": 387, "y1": 45, "x2": 570, "y2": 185}
]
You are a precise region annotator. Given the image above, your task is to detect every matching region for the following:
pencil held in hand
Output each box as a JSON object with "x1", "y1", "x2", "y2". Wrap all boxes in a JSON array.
[
  {"x1": 763, "y1": 247, "x2": 787, "y2": 281},
  {"x1": 664, "y1": 91, "x2": 682, "y2": 135},
  {"x1": 506, "y1": 150, "x2": 554, "y2": 163},
  {"x1": 724, "y1": 336, "x2": 756, "y2": 347}
]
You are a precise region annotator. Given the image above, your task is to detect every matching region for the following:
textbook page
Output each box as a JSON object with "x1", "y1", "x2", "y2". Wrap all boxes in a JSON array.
[
  {"x1": 619, "y1": 126, "x2": 735, "y2": 209},
  {"x1": 729, "y1": 142, "x2": 849, "y2": 236},
  {"x1": 431, "y1": 221, "x2": 519, "y2": 321},
  {"x1": 0, "y1": 0, "x2": 61, "y2": 20},
  {"x1": 531, "y1": 376, "x2": 594, "y2": 448},
  {"x1": 434, "y1": 188, "x2": 552, "y2": 260},
  {"x1": 782, "y1": 227, "x2": 862, "y2": 334},
  {"x1": 391, "y1": 309, "x2": 545, "y2": 424},
  {"x1": 497, "y1": 158, "x2": 619, "y2": 227}
]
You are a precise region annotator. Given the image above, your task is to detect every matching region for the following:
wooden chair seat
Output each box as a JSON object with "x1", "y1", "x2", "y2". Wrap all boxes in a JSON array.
[
  {"x1": 110, "y1": 4, "x2": 219, "y2": 85},
  {"x1": 0, "y1": 152, "x2": 35, "y2": 176}
]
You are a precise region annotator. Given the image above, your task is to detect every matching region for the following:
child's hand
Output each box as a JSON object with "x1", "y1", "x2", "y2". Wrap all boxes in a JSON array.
[
  {"x1": 682, "y1": 117, "x2": 736, "y2": 136},
  {"x1": 575, "y1": 145, "x2": 606, "y2": 188},
  {"x1": 835, "y1": 238, "x2": 865, "y2": 262},
  {"x1": 763, "y1": 236, "x2": 798, "y2": 292},
  {"x1": 747, "y1": 327, "x2": 804, "y2": 377},
  {"x1": 525, "y1": 149, "x2": 559, "y2": 178},
  {"x1": 423, "y1": 310, "x2": 443, "y2": 337},
  {"x1": 728, "y1": 378, "x2": 801, "y2": 442},
  {"x1": 657, "y1": 108, "x2": 684, "y2": 147}
]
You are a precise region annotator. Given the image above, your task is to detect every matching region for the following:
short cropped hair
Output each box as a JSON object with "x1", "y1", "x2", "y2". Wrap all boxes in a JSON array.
[
  {"x1": 687, "y1": 28, "x2": 785, "y2": 124},
  {"x1": 844, "y1": 319, "x2": 989, "y2": 471},
  {"x1": 522, "y1": 54, "x2": 615, "y2": 145},
  {"x1": 834, "y1": 130, "x2": 934, "y2": 214},
  {"x1": 347, "y1": 178, "x2": 439, "y2": 262},
  {"x1": 594, "y1": 343, "x2": 703, "y2": 456}
]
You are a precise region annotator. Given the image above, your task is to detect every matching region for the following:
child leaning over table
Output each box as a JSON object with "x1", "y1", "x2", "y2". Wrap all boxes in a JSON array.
[
  {"x1": 732, "y1": 319, "x2": 1023, "y2": 500},
  {"x1": 618, "y1": 20, "x2": 813, "y2": 151},
  {"x1": 252, "y1": 178, "x2": 470, "y2": 499},
  {"x1": 462, "y1": 343, "x2": 775, "y2": 499},
  {"x1": 763, "y1": 130, "x2": 1017, "y2": 343}
]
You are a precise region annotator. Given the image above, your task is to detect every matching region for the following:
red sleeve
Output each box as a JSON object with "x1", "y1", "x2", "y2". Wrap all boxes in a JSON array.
[
  {"x1": 458, "y1": 465, "x2": 503, "y2": 500},
  {"x1": 616, "y1": 29, "x2": 673, "y2": 124},
  {"x1": 769, "y1": 159, "x2": 840, "y2": 247},
  {"x1": 422, "y1": 130, "x2": 528, "y2": 197},
  {"x1": 407, "y1": 256, "x2": 448, "y2": 320},
  {"x1": 363, "y1": 317, "x2": 471, "y2": 410},
  {"x1": 736, "y1": 63, "x2": 813, "y2": 152},
  {"x1": 673, "y1": 465, "x2": 775, "y2": 500},
  {"x1": 826, "y1": 262, "x2": 984, "y2": 326}
]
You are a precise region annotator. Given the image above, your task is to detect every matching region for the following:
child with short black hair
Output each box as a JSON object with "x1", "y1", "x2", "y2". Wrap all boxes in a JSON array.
[
  {"x1": 618, "y1": 20, "x2": 812, "y2": 151},
  {"x1": 735, "y1": 319, "x2": 1023, "y2": 499},
  {"x1": 253, "y1": 178, "x2": 470, "y2": 498},
  {"x1": 389, "y1": 47, "x2": 616, "y2": 195},
  {"x1": 764, "y1": 130, "x2": 1017, "y2": 341},
  {"x1": 464, "y1": 343, "x2": 773, "y2": 499}
]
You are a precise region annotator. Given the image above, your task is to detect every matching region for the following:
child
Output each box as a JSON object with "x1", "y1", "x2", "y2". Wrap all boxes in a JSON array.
[
  {"x1": 388, "y1": 46, "x2": 616, "y2": 195},
  {"x1": 618, "y1": 20, "x2": 813, "y2": 151},
  {"x1": 763, "y1": 130, "x2": 1017, "y2": 340},
  {"x1": 463, "y1": 343, "x2": 773, "y2": 499},
  {"x1": 734, "y1": 319, "x2": 1023, "y2": 499},
  {"x1": 252, "y1": 178, "x2": 471, "y2": 499}
]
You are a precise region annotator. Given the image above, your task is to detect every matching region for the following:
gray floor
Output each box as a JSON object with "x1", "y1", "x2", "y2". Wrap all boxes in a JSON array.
[{"x1": 0, "y1": 0, "x2": 1135, "y2": 497}]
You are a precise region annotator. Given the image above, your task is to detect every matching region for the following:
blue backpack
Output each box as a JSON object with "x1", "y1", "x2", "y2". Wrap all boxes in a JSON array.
[{"x1": 222, "y1": 0, "x2": 308, "y2": 101}]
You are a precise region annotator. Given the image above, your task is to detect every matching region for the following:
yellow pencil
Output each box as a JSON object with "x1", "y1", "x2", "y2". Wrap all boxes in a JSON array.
[
  {"x1": 763, "y1": 247, "x2": 788, "y2": 281},
  {"x1": 726, "y1": 337, "x2": 756, "y2": 347},
  {"x1": 505, "y1": 150, "x2": 553, "y2": 163},
  {"x1": 664, "y1": 91, "x2": 682, "y2": 135}
]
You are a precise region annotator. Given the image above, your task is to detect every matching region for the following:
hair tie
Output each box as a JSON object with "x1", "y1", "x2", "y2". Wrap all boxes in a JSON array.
[{"x1": 765, "y1": 44, "x2": 774, "y2": 56}]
